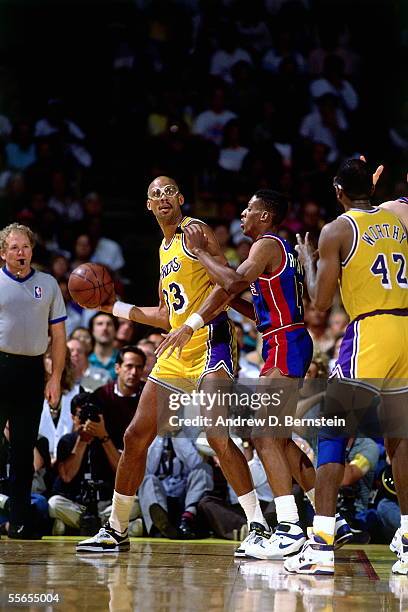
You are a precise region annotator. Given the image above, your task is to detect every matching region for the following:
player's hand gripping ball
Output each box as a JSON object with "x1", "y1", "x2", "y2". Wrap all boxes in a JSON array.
[{"x1": 68, "y1": 263, "x2": 115, "y2": 309}]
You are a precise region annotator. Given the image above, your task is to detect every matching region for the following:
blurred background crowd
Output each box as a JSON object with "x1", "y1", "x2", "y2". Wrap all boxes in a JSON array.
[{"x1": 0, "y1": 0, "x2": 406, "y2": 541}]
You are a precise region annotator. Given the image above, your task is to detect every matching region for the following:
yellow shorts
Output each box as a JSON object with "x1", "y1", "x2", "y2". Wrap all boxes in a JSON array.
[
  {"x1": 333, "y1": 312, "x2": 408, "y2": 392},
  {"x1": 149, "y1": 313, "x2": 237, "y2": 393}
]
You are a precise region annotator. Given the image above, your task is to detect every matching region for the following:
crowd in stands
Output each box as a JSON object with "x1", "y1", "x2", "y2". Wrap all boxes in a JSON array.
[{"x1": 0, "y1": 0, "x2": 405, "y2": 541}]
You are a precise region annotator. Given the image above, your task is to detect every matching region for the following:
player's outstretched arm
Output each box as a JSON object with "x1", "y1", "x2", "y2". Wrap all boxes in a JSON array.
[
  {"x1": 296, "y1": 225, "x2": 341, "y2": 311},
  {"x1": 101, "y1": 280, "x2": 170, "y2": 330},
  {"x1": 185, "y1": 224, "x2": 274, "y2": 295},
  {"x1": 155, "y1": 240, "x2": 273, "y2": 358}
]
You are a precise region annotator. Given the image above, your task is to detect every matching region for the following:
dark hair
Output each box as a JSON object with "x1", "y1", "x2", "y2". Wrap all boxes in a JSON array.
[
  {"x1": 254, "y1": 189, "x2": 288, "y2": 225},
  {"x1": 116, "y1": 345, "x2": 146, "y2": 367},
  {"x1": 88, "y1": 311, "x2": 119, "y2": 333},
  {"x1": 335, "y1": 158, "x2": 373, "y2": 200},
  {"x1": 71, "y1": 391, "x2": 93, "y2": 415}
]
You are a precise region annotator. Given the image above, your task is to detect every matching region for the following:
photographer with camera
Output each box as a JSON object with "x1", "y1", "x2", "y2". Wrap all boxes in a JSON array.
[
  {"x1": 48, "y1": 346, "x2": 145, "y2": 535},
  {"x1": 48, "y1": 392, "x2": 118, "y2": 534}
]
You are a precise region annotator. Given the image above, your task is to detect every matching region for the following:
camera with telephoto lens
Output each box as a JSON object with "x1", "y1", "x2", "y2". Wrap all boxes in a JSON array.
[
  {"x1": 79, "y1": 478, "x2": 105, "y2": 535},
  {"x1": 79, "y1": 400, "x2": 101, "y2": 424}
]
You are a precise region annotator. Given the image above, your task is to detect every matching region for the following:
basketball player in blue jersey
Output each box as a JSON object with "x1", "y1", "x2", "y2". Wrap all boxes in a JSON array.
[
  {"x1": 157, "y1": 189, "x2": 352, "y2": 559},
  {"x1": 76, "y1": 175, "x2": 272, "y2": 553},
  {"x1": 283, "y1": 159, "x2": 408, "y2": 575}
]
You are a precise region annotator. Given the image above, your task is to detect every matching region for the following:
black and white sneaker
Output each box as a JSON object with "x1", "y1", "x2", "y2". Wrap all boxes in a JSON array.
[
  {"x1": 234, "y1": 522, "x2": 271, "y2": 558},
  {"x1": 76, "y1": 522, "x2": 130, "y2": 553}
]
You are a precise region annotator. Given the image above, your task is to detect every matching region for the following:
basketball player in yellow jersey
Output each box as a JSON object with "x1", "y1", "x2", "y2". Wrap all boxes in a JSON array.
[
  {"x1": 285, "y1": 158, "x2": 408, "y2": 575},
  {"x1": 76, "y1": 175, "x2": 270, "y2": 553}
]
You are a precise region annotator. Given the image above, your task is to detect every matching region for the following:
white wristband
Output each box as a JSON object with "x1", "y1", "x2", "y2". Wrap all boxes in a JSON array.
[
  {"x1": 112, "y1": 301, "x2": 133, "y2": 320},
  {"x1": 184, "y1": 312, "x2": 204, "y2": 332}
]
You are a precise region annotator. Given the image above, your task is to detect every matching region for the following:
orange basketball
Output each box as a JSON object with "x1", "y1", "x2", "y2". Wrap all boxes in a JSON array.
[{"x1": 68, "y1": 263, "x2": 114, "y2": 309}]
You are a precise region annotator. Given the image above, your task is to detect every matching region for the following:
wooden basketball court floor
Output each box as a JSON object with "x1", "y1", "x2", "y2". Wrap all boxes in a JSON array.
[{"x1": 0, "y1": 537, "x2": 405, "y2": 611}]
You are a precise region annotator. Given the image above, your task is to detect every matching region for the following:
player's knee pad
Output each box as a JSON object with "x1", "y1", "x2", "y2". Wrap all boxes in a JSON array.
[{"x1": 317, "y1": 436, "x2": 347, "y2": 467}]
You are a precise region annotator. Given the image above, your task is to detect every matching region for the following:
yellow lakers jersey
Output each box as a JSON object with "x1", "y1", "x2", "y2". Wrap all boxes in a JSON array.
[
  {"x1": 340, "y1": 207, "x2": 408, "y2": 321},
  {"x1": 159, "y1": 217, "x2": 216, "y2": 330}
]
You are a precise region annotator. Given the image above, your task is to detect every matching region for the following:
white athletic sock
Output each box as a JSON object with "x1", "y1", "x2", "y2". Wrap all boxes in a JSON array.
[
  {"x1": 313, "y1": 515, "x2": 336, "y2": 543},
  {"x1": 305, "y1": 488, "x2": 315, "y2": 510},
  {"x1": 109, "y1": 491, "x2": 135, "y2": 533},
  {"x1": 401, "y1": 515, "x2": 408, "y2": 535},
  {"x1": 238, "y1": 490, "x2": 268, "y2": 529},
  {"x1": 274, "y1": 494, "x2": 299, "y2": 524}
]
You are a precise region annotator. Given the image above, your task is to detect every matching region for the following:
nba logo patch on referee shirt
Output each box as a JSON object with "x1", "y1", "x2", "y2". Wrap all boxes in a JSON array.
[{"x1": 34, "y1": 286, "x2": 42, "y2": 299}]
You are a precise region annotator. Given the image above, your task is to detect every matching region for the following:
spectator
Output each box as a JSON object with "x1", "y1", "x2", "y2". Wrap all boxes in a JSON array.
[
  {"x1": 210, "y1": 26, "x2": 253, "y2": 85},
  {"x1": 88, "y1": 312, "x2": 119, "y2": 379},
  {"x1": 39, "y1": 347, "x2": 80, "y2": 461},
  {"x1": 328, "y1": 307, "x2": 348, "y2": 338},
  {"x1": 92, "y1": 346, "x2": 146, "y2": 448},
  {"x1": 145, "y1": 330, "x2": 166, "y2": 350},
  {"x1": 34, "y1": 99, "x2": 92, "y2": 168},
  {"x1": 5, "y1": 121, "x2": 37, "y2": 171},
  {"x1": 57, "y1": 278, "x2": 97, "y2": 337},
  {"x1": 197, "y1": 437, "x2": 274, "y2": 540},
  {"x1": 192, "y1": 86, "x2": 237, "y2": 147},
  {"x1": 139, "y1": 433, "x2": 213, "y2": 539},
  {"x1": 262, "y1": 29, "x2": 306, "y2": 74},
  {"x1": 71, "y1": 233, "x2": 94, "y2": 271},
  {"x1": 310, "y1": 55, "x2": 359, "y2": 113},
  {"x1": 67, "y1": 337, "x2": 112, "y2": 392},
  {"x1": 0, "y1": 426, "x2": 52, "y2": 537},
  {"x1": 114, "y1": 319, "x2": 137, "y2": 350},
  {"x1": 50, "y1": 254, "x2": 70, "y2": 282},
  {"x1": 303, "y1": 301, "x2": 334, "y2": 353},
  {"x1": 87, "y1": 216, "x2": 125, "y2": 273},
  {"x1": 234, "y1": 322, "x2": 260, "y2": 379},
  {"x1": 48, "y1": 170, "x2": 83, "y2": 224},
  {"x1": 218, "y1": 120, "x2": 249, "y2": 173},
  {"x1": 70, "y1": 326, "x2": 94, "y2": 355},
  {"x1": 137, "y1": 339, "x2": 157, "y2": 380},
  {"x1": 328, "y1": 332, "x2": 345, "y2": 373},
  {"x1": 48, "y1": 392, "x2": 137, "y2": 535},
  {"x1": 213, "y1": 222, "x2": 239, "y2": 267},
  {"x1": 299, "y1": 93, "x2": 349, "y2": 163}
]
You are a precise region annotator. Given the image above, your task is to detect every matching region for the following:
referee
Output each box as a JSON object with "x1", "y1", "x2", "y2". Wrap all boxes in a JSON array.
[{"x1": 0, "y1": 223, "x2": 67, "y2": 539}]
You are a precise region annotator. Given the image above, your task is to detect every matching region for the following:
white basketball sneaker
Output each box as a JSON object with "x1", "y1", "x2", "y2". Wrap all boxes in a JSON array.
[
  {"x1": 284, "y1": 533, "x2": 334, "y2": 575},
  {"x1": 76, "y1": 522, "x2": 130, "y2": 553},
  {"x1": 234, "y1": 522, "x2": 271, "y2": 558},
  {"x1": 390, "y1": 528, "x2": 402, "y2": 556},
  {"x1": 393, "y1": 535, "x2": 408, "y2": 574},
  {"x1": 334, "y1": 513, "x2": 353, "y2": 549},
  {"x1": 246, "y1": 522, "x2": 306, "y2": 560}
]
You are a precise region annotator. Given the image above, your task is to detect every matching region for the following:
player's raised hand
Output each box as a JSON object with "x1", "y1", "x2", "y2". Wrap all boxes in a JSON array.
[
  {"x1": 155, "y1": 324, "x2": 193, "y2": 359},
  {"x1": 359, "y1": 155, "x2": 384, "y2": 187},
  {"x1": 184, "y1": 224, "x2": 208, "y2": 254},
  {"x1": 295, "y1": 232, "x2": 314, "y2": 266}
]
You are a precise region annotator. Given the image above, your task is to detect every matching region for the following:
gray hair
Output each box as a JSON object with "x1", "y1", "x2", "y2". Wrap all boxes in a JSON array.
[{"x1": 0, "y1": 223, "x2": 36, "y2": 252}]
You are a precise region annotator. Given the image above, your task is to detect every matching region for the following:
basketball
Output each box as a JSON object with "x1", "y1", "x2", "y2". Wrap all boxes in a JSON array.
[{"x1": 68, "y1": 263, "x2": 115, "y2": 309}]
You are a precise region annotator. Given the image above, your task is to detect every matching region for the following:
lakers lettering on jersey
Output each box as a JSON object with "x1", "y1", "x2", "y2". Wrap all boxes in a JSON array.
[
  {"x1": 150, "y1": 217, "x2": 236, "y2": 392},
  {"x1": 334, "y1": 207, "x2": 408, "y2": 386},
  {"x1": 159, "y1": 217, "x2": 216, "y2": 330}
]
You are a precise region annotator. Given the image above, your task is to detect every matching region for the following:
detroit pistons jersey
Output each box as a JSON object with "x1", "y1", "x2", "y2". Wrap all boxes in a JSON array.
[{"x1": 250, "y1": 233, "x2": 305, "y2": 337}]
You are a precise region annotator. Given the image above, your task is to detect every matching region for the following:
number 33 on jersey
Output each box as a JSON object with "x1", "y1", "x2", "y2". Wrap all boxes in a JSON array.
[
  {"x1": 159, "y1": 217, "x2": 217, "y2": 330},
  {"x1": 340, "y1": 207, "x2": 408, "y2": 321}
]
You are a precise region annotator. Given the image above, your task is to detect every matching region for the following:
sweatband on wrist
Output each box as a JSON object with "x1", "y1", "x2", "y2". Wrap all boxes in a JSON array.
[
  {"x1": 112, "y1": 301, "x2": 133, "y2": 320},
  {"x1": 184, "y1": 313, "x2": 204, "y2": 331}
]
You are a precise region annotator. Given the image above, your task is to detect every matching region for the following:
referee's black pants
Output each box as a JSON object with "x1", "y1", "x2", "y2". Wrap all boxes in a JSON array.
[{"x1": 0, "y1": 352, "x2": 44, "y2": 527}]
